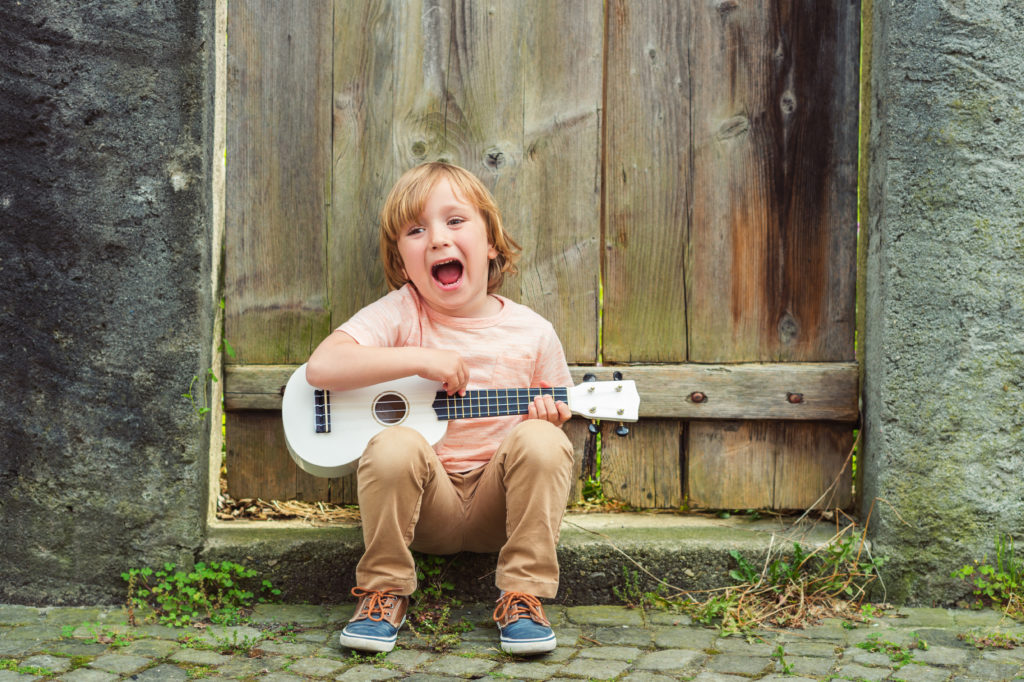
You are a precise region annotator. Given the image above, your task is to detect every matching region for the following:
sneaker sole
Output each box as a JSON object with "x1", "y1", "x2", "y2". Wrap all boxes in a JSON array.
[
  {"x1": 500, "y1": 634, "x2": 557, "y2": 655},
  {"x1": 338, "y1": 631, "x2": 397, "y2": 653}
]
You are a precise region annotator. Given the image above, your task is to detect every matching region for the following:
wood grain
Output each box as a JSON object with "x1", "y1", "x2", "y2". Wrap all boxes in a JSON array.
[
  {"x1": 225, "y1": 362, "x2": 859, "y2": 422},
  {"x1": 225, "y1": 0, "x2": 334, "y2": 363},
  {"x1": 601, "y1": 419, "x2": 684, "y2": 509},
  {"x1": 603, "y1": 0, "x2": 691, "y2": 363}
]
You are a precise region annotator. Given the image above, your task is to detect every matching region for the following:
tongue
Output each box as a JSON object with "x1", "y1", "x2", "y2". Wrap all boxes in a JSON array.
[{"x1": 435, "y1": 262, "x2": 462, "y2": 285}]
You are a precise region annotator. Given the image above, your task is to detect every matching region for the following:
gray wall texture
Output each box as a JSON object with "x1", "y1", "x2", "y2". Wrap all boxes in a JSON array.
[
  {"x1": 0, "y1": 1, "x2": 214, "y2": 603},
  {"x1": 862, "y1": 0, "x2": 1024, "y2": 603}
]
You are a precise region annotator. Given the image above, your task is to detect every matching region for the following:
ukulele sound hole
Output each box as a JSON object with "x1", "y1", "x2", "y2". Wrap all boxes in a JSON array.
[{"x1": 373, "y1": 391, "x2": 409, "y2": 426}]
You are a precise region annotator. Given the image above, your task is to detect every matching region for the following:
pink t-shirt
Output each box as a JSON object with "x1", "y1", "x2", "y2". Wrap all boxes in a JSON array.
[{"x1": 338, "y1": 284, "x2": 573, "y2": 473}]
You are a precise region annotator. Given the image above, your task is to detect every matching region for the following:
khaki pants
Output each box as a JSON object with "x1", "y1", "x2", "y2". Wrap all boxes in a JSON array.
[{"x1": 354, "y1": 420, "x2": 574, "y2": 599}]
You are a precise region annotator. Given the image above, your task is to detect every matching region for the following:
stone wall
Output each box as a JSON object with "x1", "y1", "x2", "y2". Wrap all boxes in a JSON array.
[
  {"x1": 862, "y1": 0, "x2": 1024, "y2": 603},
  {"x1": 0, "y1": 1, "x2": 214, "y2": 603}
]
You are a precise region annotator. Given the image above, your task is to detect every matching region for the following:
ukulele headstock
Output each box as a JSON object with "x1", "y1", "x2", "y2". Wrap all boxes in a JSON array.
[{"x1": 566, "y1": 379, "x2": 640, "y2": 421}]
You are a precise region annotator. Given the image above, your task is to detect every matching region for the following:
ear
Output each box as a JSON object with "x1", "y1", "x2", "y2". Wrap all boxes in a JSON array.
[{"x1": 487, "y1": 245, "x2": 498, "y2": 260}]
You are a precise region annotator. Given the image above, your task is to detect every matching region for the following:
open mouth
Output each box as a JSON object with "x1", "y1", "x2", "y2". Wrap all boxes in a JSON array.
[{"x1": 431, "y1": 259, "x2": 464, "y2": 288}]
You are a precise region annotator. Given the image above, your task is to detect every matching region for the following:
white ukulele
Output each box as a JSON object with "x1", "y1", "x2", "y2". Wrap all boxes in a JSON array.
[{"x1": 281, "y1": 363, "x2": 641, "y2": 478}]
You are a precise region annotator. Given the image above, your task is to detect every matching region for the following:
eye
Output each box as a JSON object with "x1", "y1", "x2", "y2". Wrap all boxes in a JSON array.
[
  {"x1": 447, "y1": 217, "x2": 465, "y2": 227},
  {"x1": 405, "y1": 226, "x2": 425, "y2": 236}
]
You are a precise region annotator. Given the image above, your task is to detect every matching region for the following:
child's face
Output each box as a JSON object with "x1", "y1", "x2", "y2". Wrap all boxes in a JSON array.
[{"x1": 397, "y1": 177, "x2": 498, "y2": 318}]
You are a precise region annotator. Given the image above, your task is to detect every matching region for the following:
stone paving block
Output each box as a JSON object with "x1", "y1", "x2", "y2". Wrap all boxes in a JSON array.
[
  {"x1": 57, "y1": 669, "x2": 120, "y2": 682},
  {"x1": 833, "y1": 662, "x2": 891, "y2": 681},
  {"x1": 385, "y1": 649, "x2": 434, "y2": 668},
  {"x1": 576, "y1": 645, "x2": 642, "y2": 661},
  {"x1": 422, "y1": 654, "x2": 496, "y2": 676},
  {"x1": 713, "y1": 636, "x2": 775, "y2": 655},
  {"x1": 129, "y1": 663, "x2": 190, "y2": 682},
  {"x1": 963, "y1": 657, "x2": 1021, "y2": 680},
  {"x1": 689, "y1": 673, "x2": 756, "y2": 682},
  {"x1": 23, "y1": 654, "x2": 72, "y2": 673},
  {"x1": 33, "y1": 640, "x2": 108, "y2": 657},
  {"x1": 259, "y1": 639, "x2": 319, "y2": 656},
  {"x1": 898, "y1": 609, "x2": 957, "y2": 628},
  {"x1": 633, "y1": 648, "x2": 705, "y2": 672},
  {"x1": 217, "y1": 655, "x2": 289, "y2": 677},
  {"x1": 294, "y1": 628, "x2": 333, "y2": 643},
  {"x1": 0, "y1": 640, "x2": 39, "y2": 657},
  {"x1": 954, "y1": 609, "x2": 1010, "y2": 628},
  {"x1": 259, "y1": 673, "x2": 307, "y2": 682},
  {"x1": 706, "y1": 654, "x2": 772, "y2": 676},
  {"x1": 130, "y1": 624, "x2": 182, "y2": 640},
  {"x1": 288, "y1": 656, "x2": 347, "y2": 677},
  {"x1": 194, "y1": 625, "x2": 265, "y2": 648},
  {"x1": 776, "y1": 639, "x2": 839, "y2": 657},
  {"x1": 251, "y1": 604, "x2": 330, "y2": 626},
  {"x1": 0, "y1": 606, "x2": 42, "y2": 626},
  {"x1": 759, "y1": 676, "x2": 818, "y2": 682},
  {"x1": 782, "y1": 654, "x2": 835, "y2": 676},
  {"x1": 4, "y1": 625, "x2": 65, "y2": 643},
  {"x1": 620, "y1": 673, "x2": 679, "y2": 682},
  {"x1": 984, "y1": 647, "x2": 1024, "y2": 662},
  {"x1": 652, "y1": 626, "x2": 716, "y2": 650},
  {"x1": 43, "y1": 609, "x2": 107, "y2": 627},
  {"x1": 647, "y1": 611, "x2": 693, "y2": 626},
  {"x1": 496, "y1": 661, "x2": 564, "y2": 680},
  {"x1": 914, "y1": 645, "x2": 972, "y2": 666},
  {"x1": 120, "y1": 638, "x2": 181, "y2": 658},
  {"x1": 0, "y1": 671, "x2": 34, "y2": 682},
  {"x1": 534, "y1": 646, "x2": 576, "y2": 662},
  {"x1": 894, "y1": 664, "x2": 955, "y2": 681},
  {"x1": 335, "y1": 664, "x2": 404, "y2": 681},
  {"x1": 590, "y1": 626, "x2": 652, "y2": 646},
  {"x1": 844, "y1": 647, "x2": 896, "y2": 666},
  {"x1": 552, "y1": 625, "x2": 582, "y2": 645},
  {"x1": 87, "y1": 653, "x2": 152, "y2": 675},
  {"x1": 170, "y1": 648, "x2": 232, "y2": 665},
  {"x1": 564, "y1": 606, "x2": 645, "y2": 627},
  {"x1": 558, "y1": 657, "x2": 631, "y2": 679}
]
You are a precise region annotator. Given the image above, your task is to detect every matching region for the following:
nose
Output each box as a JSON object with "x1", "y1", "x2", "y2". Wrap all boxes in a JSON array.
[{"x1": 429, "y1": 225, "x2": 452, "y2": 249}]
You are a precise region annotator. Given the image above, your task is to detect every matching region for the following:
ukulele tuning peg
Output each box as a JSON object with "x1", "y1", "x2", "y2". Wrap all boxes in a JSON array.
[
  {"x1": 588, "y1": 421, "x2": 600, "y2": 435},
  {"x1": 615, "y1": 423, "x2": 630, "y2": 437},
  {"x1": 612, "y1": 370, "x2": 623, "y2": 381},
  {"x1": 583, "y1": 373, "x2": 597, "y2": 383}
]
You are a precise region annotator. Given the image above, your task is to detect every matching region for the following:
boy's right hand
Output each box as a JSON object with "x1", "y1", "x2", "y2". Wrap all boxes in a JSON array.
[{"x1": 417, "y1": 349, "x2": 469, "y2": 396}]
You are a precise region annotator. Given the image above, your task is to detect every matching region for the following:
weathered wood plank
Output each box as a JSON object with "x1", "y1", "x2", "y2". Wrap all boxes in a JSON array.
[
  {"x1": 224, "y1": 362, "x2": 859, "y2": 422},
  {"x1": 225, "y1": 0, "x2": 334, "y2": 363},
  {"x1": 687, "y1": 421, "x2": 853, "y2": 510},
  {"x1": 684, "y1": 0, "x2": 860, "y2": 510},
  {"x1": 226, "y1": 411, "x2": 332, "y2": 502},
  {"x1": 687, "y1": 0, "x2": 859, "y2": 361},
  {"x1": 603, "y1": 0, "x2": 690, "y2": 363},
  {"x1": 514, "y1": 0, "x2": 602, "y2": 364},
  {"x1": 601, "y1": 420, "x2": 683, "y2": 509},
  {"x1": 330, "y1": 0, "x2": 397, "y2": 325}
]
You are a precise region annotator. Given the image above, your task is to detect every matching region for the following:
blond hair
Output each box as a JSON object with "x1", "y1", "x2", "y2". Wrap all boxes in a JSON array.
[{"x1": 379, "y1": 162, "x2": 521, "y2": 293}]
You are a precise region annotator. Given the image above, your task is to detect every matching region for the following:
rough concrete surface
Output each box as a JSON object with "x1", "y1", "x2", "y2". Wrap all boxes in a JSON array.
[
  {"x1": 0, "y1": 1, "x2": 215, "y2": 603},
  {"x1": 862, "y1": 0, "x2": 1024, "y2": 603}
]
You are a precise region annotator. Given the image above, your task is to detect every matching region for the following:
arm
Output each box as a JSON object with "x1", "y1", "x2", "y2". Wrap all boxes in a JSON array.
[{"x1": 305, "y1": 330, "x2": 470, "y2": 395}]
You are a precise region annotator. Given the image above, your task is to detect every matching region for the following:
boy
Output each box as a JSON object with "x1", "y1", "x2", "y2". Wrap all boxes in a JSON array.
[{"x1": 305, "y1": 162, "x2": 575, "y2": 655}]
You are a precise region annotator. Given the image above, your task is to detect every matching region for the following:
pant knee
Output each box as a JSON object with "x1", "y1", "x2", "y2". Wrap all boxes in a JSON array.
[
  {"x1": 359, "y1": 425, "x2": 433, "y2": 480},
  {"x1": 503, "y1": 420, "x2": 573, "y2": 473}
]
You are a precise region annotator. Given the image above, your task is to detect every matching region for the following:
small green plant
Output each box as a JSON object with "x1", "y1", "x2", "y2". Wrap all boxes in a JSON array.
[
  {"x1": 123, "y1": 561, "x2": 281, "y2": 627},
  {"x1": 408, "y1": 553, "x2": 472, "y2": 652},
  {"x1": 187, "y1": 665, "x2": 213, "y2": 679},
  {"x1": 958, "y1": 630, "x2": 1024, "y2": 649},
  {"x1": 952, "y1": 535, "x2": 1024, "y2": 619},
  {"x1": 0, "y1": 659, "x2": 54, "y2": 676},
  {"x1": 856, "y1": 633, "x2": 925, "y2": 670},
  {"x1": 771, "y1": 644, "x2": 795, "y2": 675},
  {"x1": 614, "y1": 565, "x2": 671, "y2": 612}
]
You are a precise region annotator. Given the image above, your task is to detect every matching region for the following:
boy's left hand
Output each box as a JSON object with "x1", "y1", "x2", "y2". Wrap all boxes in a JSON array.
[{"x1": 528, "y1": 381, "x2": 572, "y2": 427}]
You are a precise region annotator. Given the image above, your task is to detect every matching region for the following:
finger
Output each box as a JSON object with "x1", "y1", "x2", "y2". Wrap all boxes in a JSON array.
[{"x1": 554, "y1": 400, "x2": 572, "y2": 425}]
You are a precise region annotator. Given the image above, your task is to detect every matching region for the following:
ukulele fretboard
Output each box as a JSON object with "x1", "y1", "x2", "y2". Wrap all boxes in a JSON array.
[{"x1": 431, "y1": 387, "x2": 569, "y2": 421}]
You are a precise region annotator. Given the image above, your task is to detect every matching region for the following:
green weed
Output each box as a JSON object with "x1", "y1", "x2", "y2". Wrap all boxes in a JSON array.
[
  {"x1": 123, "y1": 560, "x2": 281, "y2": 627},
  {"x1": 407, "y1": 553, "x2": 472, "y2": 652},
  {"x1": 0, "y1": 659, "x2": 54, "y2": 676},
  {"x1": 958, "y1": 630, "x2": 1024, "y2": 649},
  {"x1": 772, "y1": 644, "x2": 795, "y2": 675},
  {"x1": 855, "y1": 632, "x2": 926, "y2": 669},
  {"x1": 952, "y1": 535, "x2": 1024, "y2": 619}
]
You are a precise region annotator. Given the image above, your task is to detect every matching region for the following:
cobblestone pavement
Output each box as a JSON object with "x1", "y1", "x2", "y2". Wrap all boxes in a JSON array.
[{"x1": 1, "y1": 603, "x2": 1023, "y2": 681}]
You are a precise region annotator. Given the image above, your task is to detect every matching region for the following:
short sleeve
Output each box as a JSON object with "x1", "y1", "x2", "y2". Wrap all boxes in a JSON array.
[
  {"x1": 531, "y1": 324, "x2": 573, "y2": 388},
  {"x1": 337, "y1": 286, "x2": 419, "y2": 348}
]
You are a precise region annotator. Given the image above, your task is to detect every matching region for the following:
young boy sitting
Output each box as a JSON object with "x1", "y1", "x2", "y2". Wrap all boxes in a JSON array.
[{"x1": 305, "y1": 162, "x2": 575, "y2": 655}]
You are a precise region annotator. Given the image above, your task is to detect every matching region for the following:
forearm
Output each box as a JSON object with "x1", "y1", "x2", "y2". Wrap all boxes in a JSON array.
[{"x1": 305, "y1": 333, "x2": 427, "y2": 391}]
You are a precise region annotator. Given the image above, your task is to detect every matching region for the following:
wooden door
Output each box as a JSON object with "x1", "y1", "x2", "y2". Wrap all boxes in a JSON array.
[{"x1": 223, "y1": 0, "x2": 860, "y2": 510}]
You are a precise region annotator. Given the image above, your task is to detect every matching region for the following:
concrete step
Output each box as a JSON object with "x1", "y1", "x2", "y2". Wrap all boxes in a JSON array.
[{"x1": 201, "y1": 512, "x2": 846, "y2": 604}]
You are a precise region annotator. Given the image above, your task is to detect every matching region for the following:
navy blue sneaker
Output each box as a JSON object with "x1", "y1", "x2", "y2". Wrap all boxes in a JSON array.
[
  {"x1": 493, "y1": 592, "x2": 556, "y2": 655},
  {"x1": 338, "y1": 587, "x2": 408, "y2": 653}
]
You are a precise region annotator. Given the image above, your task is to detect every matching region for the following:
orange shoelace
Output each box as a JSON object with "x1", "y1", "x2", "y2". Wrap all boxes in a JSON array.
[
  {"x1": 351, "y1": 587, "x2": 401, "y2": 622},
  {"x1": 493, "y1": 591, "x2": 550, "y2": 626}
]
